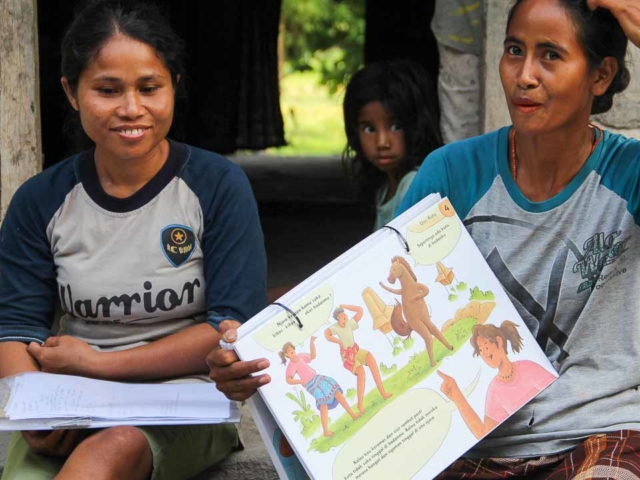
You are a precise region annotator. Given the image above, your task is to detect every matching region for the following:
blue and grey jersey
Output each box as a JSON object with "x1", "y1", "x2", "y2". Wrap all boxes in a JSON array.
[
  {"x1": 0, "y1": 140, "x2": 267, "y2": 348},
  {"x1": 398, "y1": 127, "x2": 640, "y2": 457}
]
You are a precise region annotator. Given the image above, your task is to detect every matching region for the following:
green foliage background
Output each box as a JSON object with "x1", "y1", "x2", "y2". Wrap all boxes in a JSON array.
[
  {"x1": 266, "y1": 0, "x2": 364, "y2": 156},
  {"x1": 266, "y1": 72, "x2": 345, "y2": 156},
  {"x1": 281, "y1": 0, "x2": 365, "y2": 93}
]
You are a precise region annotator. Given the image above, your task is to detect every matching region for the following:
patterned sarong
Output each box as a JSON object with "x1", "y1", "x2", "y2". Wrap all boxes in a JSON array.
[
  {"x1": 436, "y1": 430, "x2": 640, "y2": 479},
  {"x1": 340, "y1": 344, "x2": 360, "y2": 372},
  {"x1": 305, "y1": 374, "x2": 342, "y2": 410}
]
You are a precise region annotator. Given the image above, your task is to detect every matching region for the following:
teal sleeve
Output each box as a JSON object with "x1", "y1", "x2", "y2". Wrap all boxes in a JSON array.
[
  {"x1": 594, "y1": 131, "x2": 640, "y2": 226},
  {"x1": 395, "y1": 149, "x2": 450, "y2": 217},
  {"x1": 395, "y1": 128, "x2": 506, "y2": 220}
]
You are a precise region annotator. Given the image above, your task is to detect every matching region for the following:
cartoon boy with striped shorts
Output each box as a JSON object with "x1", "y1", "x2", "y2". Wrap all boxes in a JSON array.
[{"x1": 324, "y1": 304, "x2": 392, "y2": 414}]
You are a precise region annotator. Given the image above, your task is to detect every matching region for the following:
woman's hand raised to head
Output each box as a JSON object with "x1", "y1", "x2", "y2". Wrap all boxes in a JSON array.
[
  {"x1": 206, "y1": 320, "x2": 271, "y2": 402},
  {"x1": 588, "y1": 0, "x2": 640, "y2": 48}
]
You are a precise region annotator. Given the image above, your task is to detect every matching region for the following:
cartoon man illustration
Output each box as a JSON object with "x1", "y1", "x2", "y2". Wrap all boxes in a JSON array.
[{"x1": 325, "y1": 304, "x2": 392, "y2": 414}]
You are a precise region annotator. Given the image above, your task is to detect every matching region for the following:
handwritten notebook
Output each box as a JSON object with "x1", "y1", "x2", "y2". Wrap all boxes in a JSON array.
[
  {"x1": 0, "y1": 372, "x2": 238, "y2": 430},
  {"x1": 231, "y1": 194, "x2": 558, "y2": 480}
]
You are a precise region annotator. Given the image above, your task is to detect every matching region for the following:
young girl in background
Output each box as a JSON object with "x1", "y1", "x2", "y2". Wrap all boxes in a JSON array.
[{"x1": 342, "y1": 59, "x2": 442, "y2": 230}]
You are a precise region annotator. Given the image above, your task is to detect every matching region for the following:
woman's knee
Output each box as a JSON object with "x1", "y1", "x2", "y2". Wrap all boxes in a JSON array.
[{"x1": 74, "y1": 426, "x2": 151, "y2": 465}]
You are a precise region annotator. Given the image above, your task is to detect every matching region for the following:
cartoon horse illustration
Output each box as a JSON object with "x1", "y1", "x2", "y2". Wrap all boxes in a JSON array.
[
  {"x1": 390, "y1": 300, "x2": 412, "y2": 337},
  {"x1": 380, "y1": 256, "x2": 454, "y2": 366}
]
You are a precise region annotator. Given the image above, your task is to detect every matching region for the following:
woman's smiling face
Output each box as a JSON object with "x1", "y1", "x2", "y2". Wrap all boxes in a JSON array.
[
  {"x1": 477, "y1": 336, "x2": 505, "y2": 369},
  {"x1": 62, "y1": 34, "x2": 176, "y2": 164},
  {"x1": 499, "y1": 0, "x2": 600, "y2": 136}
]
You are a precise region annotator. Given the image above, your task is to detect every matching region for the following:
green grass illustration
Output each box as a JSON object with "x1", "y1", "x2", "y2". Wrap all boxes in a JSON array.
[
  {"x1": 402, "y1": 336, "x2": 415, "y2": 350},
  {"x1": 286, "y1": 390, "x2": 322, "y2": 438},
  {"x1": 380, "y1": 362, "x2": 398, "y2": 377},
  {"x1": 469, "y1": 287, "x2": 495, "y2": 301},
  {"x1": 308, "y1": 317, "x2": 477, "y2": 453}
]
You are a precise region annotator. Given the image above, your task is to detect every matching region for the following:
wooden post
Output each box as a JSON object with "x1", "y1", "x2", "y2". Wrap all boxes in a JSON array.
[
  {"x1": 482, "y1": 0, "x2": 511, "y2": 133},
  {"x1": 0, "y1": 0, "x2": 42, "y2": 220}
]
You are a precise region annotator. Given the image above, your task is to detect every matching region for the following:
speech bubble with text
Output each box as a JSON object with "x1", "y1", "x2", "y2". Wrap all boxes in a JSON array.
[
  {"x1": 333, "y1": 371, "x2": 480, "y2": 480},
  {"x1": 406, "y1": 199, "x2": 461, "y2": 266},
  {"x1": 252, "y1": 284, "x2": 334, "y2": 351}
]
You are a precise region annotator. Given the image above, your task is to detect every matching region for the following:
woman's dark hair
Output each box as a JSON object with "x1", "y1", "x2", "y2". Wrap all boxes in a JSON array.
[
  {"x1": 60, "y1": 0, "x2": 187, "y2": 150},
  {"x1": 278, "y1": 342, "x2": 296, "y2": 365},
  {"x1": 61, "y1": 0, "x2": 185, "y2": 91},
  {"x1": 342, "y1": 60, "x2": 442, "y2": 201},
  {"x1": 507, "y1": 0, "x2": 629, "y2": 114},
  {"x1": 470, "y1": 321, "x2": 524, "y2": 357}
]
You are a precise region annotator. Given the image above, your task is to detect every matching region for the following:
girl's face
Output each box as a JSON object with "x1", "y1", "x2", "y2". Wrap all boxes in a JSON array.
[
  {"x1": 62, "y1": 34, "x2": 176, "y2": 165},
  {"x1": 499, "y1": 0, "x2": 607, "y2": 136},
  {"x1": 357, "y1": 101, "x2": 406, "y2": 177},
  {"x1": 285, "y1": 346, "x2": 295, "y2": 359},
  {"x1": 477, "y1": 336, "x2": 505, "y2": 369}
]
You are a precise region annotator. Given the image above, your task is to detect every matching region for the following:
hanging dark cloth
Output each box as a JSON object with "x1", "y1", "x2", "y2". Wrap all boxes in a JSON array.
[
  {"x1": 37, "y1": 0, "x2": 286, "y2": 166},
  {"x1": 38, "y1": 0, "x2": 84, "y2": 166},
  {"x1": 169, "y1": 0, "x2": 286, "y2": 154},
  {"x1": 364, "y1": 0, "x2": 440, "y2": 120}
]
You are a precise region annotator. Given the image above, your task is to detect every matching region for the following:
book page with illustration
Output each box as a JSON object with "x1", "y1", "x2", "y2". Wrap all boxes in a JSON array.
[{"x1": 235, "y1": 197, "x2": 557, "y2": 480}]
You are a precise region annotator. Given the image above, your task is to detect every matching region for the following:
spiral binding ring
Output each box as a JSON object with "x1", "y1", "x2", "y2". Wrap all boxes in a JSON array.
[
  {"x1": 381, "y1": 225, "x2": 410, "y2": 253},
  {"x1": 271, "y1": 302, "x2": 304, "y2": 329}
]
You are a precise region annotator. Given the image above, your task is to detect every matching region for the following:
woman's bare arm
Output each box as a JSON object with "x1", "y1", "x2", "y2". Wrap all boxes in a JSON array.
[
  {"x1": 28, "y1": 323, "x2": 222, "y2": 382},
  {"x1": 286, "y1": 375, "x2": 303, "y2": 386},
  {"x1": 0, "y1": 342, "x2": 39, "y2": 378}
]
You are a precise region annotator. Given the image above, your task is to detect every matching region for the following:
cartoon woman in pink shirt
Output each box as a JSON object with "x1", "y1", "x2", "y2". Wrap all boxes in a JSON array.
[
  {"x1": 279, "y1": 336, "x2": 360, "y2": 437},
  {"x1": 438, "y1": 321, "x2": 555, "y2": 439}
]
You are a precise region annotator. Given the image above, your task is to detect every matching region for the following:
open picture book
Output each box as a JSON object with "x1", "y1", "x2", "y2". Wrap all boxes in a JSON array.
[{"x1": 232, "y1": 194, "x2": 557, "y2": 480}]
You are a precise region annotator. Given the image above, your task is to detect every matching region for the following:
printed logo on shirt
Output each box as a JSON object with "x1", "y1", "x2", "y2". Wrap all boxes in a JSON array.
[
  {"x1": 467, "y1": 216, "x2": 632, "y2": 365},
  {"x1": 161, "y1": 224, "x2": 197, "y2": 267},
  {"x1": 59, "y1": 278, "x2": 202, "y2": 322},
  {"x1": 572, "y1": 230, "x2": 629, "y2": 293}
]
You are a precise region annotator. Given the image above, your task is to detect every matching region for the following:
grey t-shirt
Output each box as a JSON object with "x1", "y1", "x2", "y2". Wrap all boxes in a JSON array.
[
  {"x1": 0, "y1": 141, "x2": 267, "y2": 349},
  {"x1": 398, "y1": 127, "x2": 640, "y2": 457}
]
